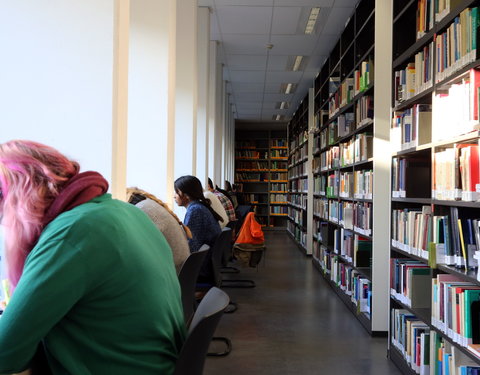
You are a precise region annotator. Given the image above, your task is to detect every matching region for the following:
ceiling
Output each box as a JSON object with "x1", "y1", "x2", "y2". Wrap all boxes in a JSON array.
[{"x1": 198, "y1": 0, "x2": 359, "y2": 123}]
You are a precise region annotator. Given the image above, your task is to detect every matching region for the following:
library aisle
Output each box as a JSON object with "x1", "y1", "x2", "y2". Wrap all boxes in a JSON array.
[{"x1": 205, "y1": 232, "x2": 400, "y2": 375}]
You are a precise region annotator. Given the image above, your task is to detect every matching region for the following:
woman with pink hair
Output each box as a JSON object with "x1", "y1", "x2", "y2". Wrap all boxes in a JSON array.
[{"x1": 0, "y1": 140, "x2": 185, "y2": 375}]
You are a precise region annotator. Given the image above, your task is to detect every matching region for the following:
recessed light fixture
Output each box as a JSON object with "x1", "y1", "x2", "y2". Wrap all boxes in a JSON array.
[
  {"x1": 305, "y1": 7, "x2": 320, "y2": 34},
  {"x1": 273, "y1": 114, "x2": 285, "y2": 121},
  {"x1": 292, "y1": 56, "x2": 304, "y2": 71},
  {"x1": 275, "y1": 101, "x2": 290, "y2": 110},
  {"x1": 280, "y1": 83, "x2": 297, "y2": 94}
]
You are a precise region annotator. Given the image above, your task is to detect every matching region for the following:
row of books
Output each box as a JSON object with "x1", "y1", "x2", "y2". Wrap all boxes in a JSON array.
[
  {"x1": 287, "y1": 221, "x2": 307, "y2": 245},
  {"x1": 271, "y1": 139, "x2": 287, "y2": 147},
  {"x1": 270, "y1": 182, "x2": 287, "y2": 191},
  {"x1": 313, "y1": 197, "x2": 328, "y2": 219},
  {"x1": 289, "y1": 163, "x2": 306, "y2": 179},
  {"x1": 236, "y1": 141, "x2": 260, "y2": 148},
  {"x1": 235, "y1": 150, "x2": 268, "y2": 159},
  {"x1": 244, "y1": 194, "x2": 268, "y2": 204},
  {"x1": 416, "y1": 0, "x2": 434, "y2": 39},
  {"x1": 271, "y1": 161, "x2": 287, "y2": 169},
  {"x1": 431, "y1": 274, "x2": 480, "y2": 349},
  {"x1": 327, "y1": 59, "x2": 374, "y2": 119},
  {"x1": 328, "y1": 200, "x2": 372, "y2": 236},
  {"x1": 433, "y1": 143, "x2": 479, "y2": 202},
  {"x1": 391, "y1": 104, "x2": 432, "y2": 151},
  {"x1": 236, "y1": 161, "x2": 269, "y2": 170},
  {"x1": 290, "y1": 193, "x2": 307, "y2": 209},
  {"x1": 392, "y1": 156, "x2": 430, "y2": 198},
  {"x1": 394, "y1": 42, "x2": 434, "y2": 106},
  {"x1": 333, "y1": 228, "x2": 372, "y2": 268},
  {"x1": 271, "y1": 149, "x2": 288, "y2": 158},
  {"x1": 432, "y1": 208, "x2": 480, "y2": 269},
  {"x1": 326, "y1": 172, "x2": 339, "y2": 198},
  {"x1": 356, "y1": 95, "x2": 374, "y2": 125},
  {"x1": 339, "y1": 169, "x2": 373, "y2": 200},
  {"x1": 392, "y1": 206, "x2": 432, "y2": 260},
  {"x1": 390, "y1": 259, "x2": 431, "y2": 309},
  {"x1": 435, "y1": 7, "x2": 478, "y2": 83},
  {"x1": 314, "y1": 246, "x2": 371, "y2": 316},
  {"x1": 318, "y1": 146, "x2": 340, "y2": 171},
  {"x1": 289, "y1": 144, "x2": 308, "y2": 165},
  {"x1": 289, "y1": 131, "x2": 307, "y2": 153},
  {"x1": 270, "y1": 172, "x2": 287, "y2": 180},
  {"x1": 432, "y1": 69, "x2": 480, "y2": 142},
  {"x1": 270, "y1": 194, "x2": 287, "y2": 202},
  {"x1": 289, "y1": 178, "x2": 308, "y2": 193},
  {"x1": 314, "y1": 175, "x2": 326, "y2": 196},
  {"x1": 235, "y1": 172, "x2": 268, "y2": 182},
  {"x1": 271, "y1": 206, "x2": 288, "y2": 214},
  {"x1": 392, "y1": 308, "x2": 480, "y2": 375}
]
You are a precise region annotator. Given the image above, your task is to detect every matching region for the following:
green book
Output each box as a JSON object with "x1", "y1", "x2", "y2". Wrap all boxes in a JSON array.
[
  {"x1": 472, "y1": 7, "x2": 478, "y2": 52},
  {"x1": 464, "y1": 289, "x2": 480, "y2": 344}
]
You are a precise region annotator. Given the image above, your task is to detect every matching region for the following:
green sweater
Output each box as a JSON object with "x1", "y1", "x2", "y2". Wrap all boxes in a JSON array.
[{"x1": 0, "y1": 194, "x2": 186, "y2": 375}]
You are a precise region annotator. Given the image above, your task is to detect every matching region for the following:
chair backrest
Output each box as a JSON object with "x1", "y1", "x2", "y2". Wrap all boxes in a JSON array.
[
  {"x1": 210, "y1": 228, "x2": 232, "y2": 287},
  {"x1": 178, "y1": 245, "x2": 209, "y2": 324},
  {"x1": 173, "y1": 287, "x2": 229, "y2": 375},
  {"x1": 234, "y1": 205, "x2": 252, "y2": 238}
]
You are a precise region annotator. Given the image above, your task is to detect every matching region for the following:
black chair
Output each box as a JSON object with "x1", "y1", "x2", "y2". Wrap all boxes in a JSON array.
[
  {"x1": 178, "y1": 245, "x2": 209, "y2": 324},
  {"x1": 173, "y1": 287, "x2": 229, "y2": 375}
]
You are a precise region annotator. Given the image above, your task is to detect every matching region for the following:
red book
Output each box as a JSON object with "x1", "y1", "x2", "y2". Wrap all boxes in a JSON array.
[{"x1": 470, "y1": 69, "x2": 480, "y2": 121}]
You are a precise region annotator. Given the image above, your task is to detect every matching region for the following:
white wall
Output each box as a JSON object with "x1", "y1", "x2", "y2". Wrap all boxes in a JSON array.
[
  {"x1": 0, "y1": 1, "x2": 115, "y2": 182},
  {"x1": 127, "y1": 0, "x2": 176, "y2": 203}
]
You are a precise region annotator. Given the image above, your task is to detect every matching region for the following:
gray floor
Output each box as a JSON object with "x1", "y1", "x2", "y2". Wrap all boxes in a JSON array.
[{"x1": 204, "y1": 231, "x2": 402, "y2": 375}]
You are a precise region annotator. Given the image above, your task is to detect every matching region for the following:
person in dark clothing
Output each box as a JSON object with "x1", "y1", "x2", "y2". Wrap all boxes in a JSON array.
[{"x1": 174, "y1": 175, "x2": 222, "y2": 282}]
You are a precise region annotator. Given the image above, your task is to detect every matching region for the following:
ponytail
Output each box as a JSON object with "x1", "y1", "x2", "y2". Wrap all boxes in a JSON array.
[{"x1": 198, "y1": 196, "x2": 224, "y2": 223}]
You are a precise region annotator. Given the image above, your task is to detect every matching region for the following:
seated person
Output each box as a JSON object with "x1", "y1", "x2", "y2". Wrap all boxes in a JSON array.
[
  {"x1": 0, "y1": 140, "x2": 185, "y2": 375},
  {"x1": 224, "y1": 180, "x2": 238, "y2": 209},
  {"x1": 127, "y1": 187, "x2": 191, "y2": 273},
  {"x1": 174, "y1": 175, "x2": 222, "y2": 282},
  {"x1": 204, "y1": 189, "x2": 229, "y2": 229},
  {"x1": 207, "y1": 178, "x2": 236, "y2": 223}
]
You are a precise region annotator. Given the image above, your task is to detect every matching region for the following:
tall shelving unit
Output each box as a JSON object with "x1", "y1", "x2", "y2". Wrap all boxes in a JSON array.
[
  {"x1": 287, "y1": 96, "x2": 310, "y2": 252},
  {"x1": 388, "y1": 0, "x2": 480, "y2": 373},
  {"x1": 287, "y1": 0, "x2": 391, "y2": 336},
  {"x1": 235, "y1": 129, "x2": 288, "y2": 229}
]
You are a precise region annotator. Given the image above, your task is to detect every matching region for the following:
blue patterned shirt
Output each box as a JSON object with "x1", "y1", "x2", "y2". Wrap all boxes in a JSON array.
[{"x1": 184, "y1": 201, "x2": 221, "y2": 253}]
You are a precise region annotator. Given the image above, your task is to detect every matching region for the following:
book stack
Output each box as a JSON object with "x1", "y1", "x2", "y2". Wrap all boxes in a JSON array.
[
  {"x1": 391, "y1": 104, "x2": 432, "y2": 151},
  {"x1": 340, "y1": 138, "x2": 355, "y2": 167},
  {"x1": 314, "y1": 175, "x2": 326, "y2": 195},
  {"x1": 356, "y1": 95, "x2": 374, "y2": 126},
  {"x1": 354, "y1": 169, "x2": 373, "y2": 199}
]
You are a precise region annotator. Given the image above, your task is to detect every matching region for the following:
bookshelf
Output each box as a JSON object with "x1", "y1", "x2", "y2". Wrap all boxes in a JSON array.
[
  {"x1": 235, "y1": 129, "x2": 288, "y2": 229},
  {"x1": 287, "y1": 95, "x2": 310, "y2": 253},
  {"x1": 389, "y1": 0, "x2": 480, "y2": 373},
  {"x1": 286, "y1": 0, "x2": 391, "y2": 336}
]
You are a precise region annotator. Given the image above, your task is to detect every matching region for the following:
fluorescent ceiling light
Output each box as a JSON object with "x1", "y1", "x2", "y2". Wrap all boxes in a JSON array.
[
  {"x1": 305, "y1": 7, "x2": 320, "y2": 34},
  {"x1": 280, "y1": 101, "x2": 288, "y2": 110},
  {"x1": 280, "y1": 83, "x2": 297, "y2": 94},
  {"x1": 273, "y1": 114, "x2": 284, "y2": 121},
  {"x1": 292, "y1": 56, "x2": 303, "y2": 71},
  {"x1": 285, "y1": 83, "x2": 293, "y2": 94}
]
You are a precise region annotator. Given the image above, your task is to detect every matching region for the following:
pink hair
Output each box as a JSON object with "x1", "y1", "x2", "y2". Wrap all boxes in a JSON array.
[{"x1": 0, "y1": 140, "x2": 79, "y2": 287}]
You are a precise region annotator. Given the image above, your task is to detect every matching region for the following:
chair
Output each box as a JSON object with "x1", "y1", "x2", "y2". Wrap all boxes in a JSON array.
[
  {"x1": 178, "y1": 245, "x2": 209, "y2": 324},
  {"x1": 173, "y1": 287, "x2": 229, "y2": 375}
]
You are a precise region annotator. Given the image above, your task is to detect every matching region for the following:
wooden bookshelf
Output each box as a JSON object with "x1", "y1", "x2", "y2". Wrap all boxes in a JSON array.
[
  {"x1": 235, "y1": 129, "x2": 288, "y2": 229},
  {"x1": 389, "y1": 0, "x2": 480, "y2": 373}
]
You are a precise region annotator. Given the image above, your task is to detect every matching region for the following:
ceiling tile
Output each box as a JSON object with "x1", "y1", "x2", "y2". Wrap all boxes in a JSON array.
[
  {"x1": 322, "y1": 6, "x2": 354, "y2": 36},
  {"x1": 334, "y1": 0, "x2": 358, "y2": 7},
  {"x1": 215, "y1": 6, "x2": 272, "y2": 35},
  {"x1": 236, "y1": 102, "x2": 263, "y2": 109},
  {"x1": 274, "y1": 0, "x2": 334, "y2": 5},
  {"x1": 265, "y1": 82, "x2": 283, "y2": 93},
  {"x1": 214, "y1": 0, "x2": 273, "y2": 5},
  {"x1": 266, "y1": 71, "x2": 303, "y2": 83},
  {"x1": 227, "y1": 54, "x2": 267, "y2": 71},
  {"x1": 220, "y1": 34, "x2": 270, "y2": 55},
  {"x1": 269, "y1": 35, "x2": 318, "y2": 56},
  {"x1": 305, "y1": 54, "x2": 328, "y2": 71},
  {"x1": 231, "y1": 82, "x2": 265, "y2": 92},
  {"x1": 263, "y1": 93, "x2": 294, "y2": 102},
  {"x1": 229, "y1": 70, "x2": 265, "y2": 83},
  {"x1": 311, "y1": 34, "x2": 338, "y2": 56},
  {"x1": 266, "y1": 55, "x2": 290, "y2": 71},
  {"x1": 272, "y1": 7, "x2": 302, "y2": 35},
  {"x1": 235, "y1": 92, "x2": 265, "y2": 101}
]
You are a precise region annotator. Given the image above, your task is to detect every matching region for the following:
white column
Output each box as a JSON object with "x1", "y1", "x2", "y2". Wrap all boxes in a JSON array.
[
  {"x1": 127, "y1": 0, "x2": 176, "y2": 206},
  {"x1": 306, "y1": 88, "x2": 314, "y2": 255},
  {"x1": 207, "y1": 41, "x2": 218, "y2": 184},
  {"x1": 213, "y1": 62, "x2": 224, "y2": 186},
  {"x1": 372, "y1": 0, "x2": 392, "y2": 333},
  {"x1": 111, "y1": 0, "x2": 130, "y2": 200},
  {"x1": 196, "y1": 7, "x2": 210, "y2": 187},
  {"x1": 174, "y1": 0, "x2": 198, "y2": 179},
  {"x1": 0, "y1": 1, "x2": 116, "y2": 182}
]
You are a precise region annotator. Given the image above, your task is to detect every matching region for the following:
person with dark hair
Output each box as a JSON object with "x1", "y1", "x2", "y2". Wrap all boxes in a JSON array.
[
  {"x1": 0, "y1": 140, "x2": 185, "y2": 375},
  {"x1": 232, "y1": 183, "x2": 246, "y2": 205},
  {"x1": 207, "y1": 178, "x2": 236, "y2": 223},
  {"x1": 224, "y1": 180, "x2": 238, "y2": 209},
  {"x1": 174, "y1": 175, "x2": 222, "y2": 254}
]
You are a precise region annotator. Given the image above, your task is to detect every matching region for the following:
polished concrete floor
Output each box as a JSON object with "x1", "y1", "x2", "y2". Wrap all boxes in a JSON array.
[{"x1": 204, "y1": 232, "x2": 402, "y2": 375}]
